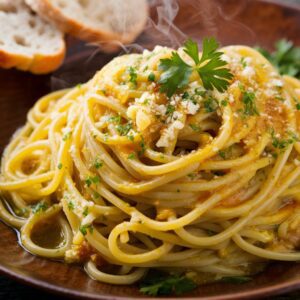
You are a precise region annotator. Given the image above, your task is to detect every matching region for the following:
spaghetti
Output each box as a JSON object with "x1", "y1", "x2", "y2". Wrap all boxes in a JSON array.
[{"x1": 1, "y1": 43, "x2": 300, "y2": 286}]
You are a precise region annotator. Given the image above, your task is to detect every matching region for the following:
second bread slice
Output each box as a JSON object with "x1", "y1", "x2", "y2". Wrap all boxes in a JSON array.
[{"x1": 26, "y1": 0, "x2": 149, "y2": 52}]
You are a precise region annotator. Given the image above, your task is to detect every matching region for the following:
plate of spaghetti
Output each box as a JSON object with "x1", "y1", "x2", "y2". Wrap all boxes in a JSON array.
[{"x1": 0, "y1": 0, "x2": 300, "y2": 299}]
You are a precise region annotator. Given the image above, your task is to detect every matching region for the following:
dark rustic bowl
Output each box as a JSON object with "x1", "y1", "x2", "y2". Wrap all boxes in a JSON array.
[{"x1": 0, "y1": 0, "x2": 300, "y2": 299}]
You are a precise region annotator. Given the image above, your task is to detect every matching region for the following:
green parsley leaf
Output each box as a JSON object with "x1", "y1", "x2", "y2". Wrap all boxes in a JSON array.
[
  {"x1": 240, "y1": 87, "x2": 259, "y2": 116},
  {"x1": 68, "y1": 201, "x2": 75, "y2": 211},
  {"x1": 256, "y1": 39, "x2": 300, "y2": 78},
  {"x1": 159, "y1": 51, "x2": 192, "y2": 97},
  {"x1": 140, "y1": 271, "x2": 197, "y2": 296},
  {"x1": 109, "y1": 114, "x2": 122, "y2": 124},
  {"x1": 221, "y1": 99, "x2": 228, "y2": 106},
  {"x1": 196, "y1": 38, "x2": 233, "y2": 92},
  {"x1": 148, "y1": 72, "x2": 156, "y2": 82},
  {"x1": 220, "y1": 276, "x2": 252, "y2": 284},
  {"x1": 138, "y1": 136, "x2": 146, "y2": 156},
  {"x1": 85, "y1": 175, "x2": 100, "y2": 187},
  {"x1": 83, "y1": 206, "x2": 89, "y2": 217},
  {"x1": 204, "y1": 96, "x2": 219, "y2": 112},
  {"x1": 128, "y1": 152, "x2": 136, "y2": 160},
  {"x1": 79, "y1": 224, "x2": 93, "y2": 236},
  {"x1": 94, "y1": 158, "x2": 103, "y2": 169},
  {"x1": 189, "y1": 124, "x2": 201, "y2": 132},
  {"x1": 32, "y1": 202, "x2": 48, "y2": 214},
  {"x1": 128, "y1": 66, "x2": 137, "y2": 86},
  {"x1": 116, "y1": 122, "x2": 132, "y2": 136},
  {"x1": 62, "y1": 131, "x2": 72, "y2": 141},
  {"x1": 271, "y1": 130, "x2": 298, "y2": 150},
  {"x1": 158, "y1": 38, "x2": 233, "y2": 97},
  {"x1": 183, "y1": 39, "x2": 200, "y2": 64},
  {"x1": 166, "y1": 104, "x2": 176, "y2": 116}
]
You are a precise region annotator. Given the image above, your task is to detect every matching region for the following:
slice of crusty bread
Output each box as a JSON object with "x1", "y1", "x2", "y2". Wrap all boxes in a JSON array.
[
  {"x1": 0, "y1": 0, "x2": 65, "y2": 74},
  {"x1": 25, "y1": 0, "x2": 148, "y2": 52}
]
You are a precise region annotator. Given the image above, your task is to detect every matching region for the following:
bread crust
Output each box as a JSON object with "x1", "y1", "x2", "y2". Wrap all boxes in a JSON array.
[
  {"x1": 0, "y1": 43, "x2": 65, "y2": 74},
  {"x1": 26, "y1": 0, "x2": 148, "y2": 52}
]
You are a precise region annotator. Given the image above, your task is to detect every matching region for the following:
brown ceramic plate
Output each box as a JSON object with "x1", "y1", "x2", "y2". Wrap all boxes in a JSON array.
[{"x1": 0, "y1": 0, "x2": 300, "y2": 299}]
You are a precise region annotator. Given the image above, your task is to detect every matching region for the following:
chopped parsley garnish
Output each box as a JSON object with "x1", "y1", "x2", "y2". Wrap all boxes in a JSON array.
[
  {"x1": 297, "y1": 103, "x2": 300, "y2": 110},
  {"x1": 158, "y1": 37, "x2": 233, "y2": 97},
  {"x1": 85, "y1": 175, "x2": 100, "y2": 187},
  {"x1": 128, "y1": 66, "x2": 138, "y2": 86},
  {"x1": 62, "y1": 131, "x2": 72, "y2": 141},
  {"x1": 256, "y1": 39, "x2": 300, "y2": 79},
  {"x1": 140, "y1": 271, "x2": 197, "y2": 296},
  {"x1": 204, "y1": 96, "x2": 218, "y2": 112},
  {"x1": 220, "y1": 276, "x2": 252, "y2": 284},
  {"x1": 68, "y1": 201, "x2": 75, "y2": 211},
  {"x1": 32, "y1": 202, "x2": 48, "y2": 214},
  {"x1": 271, "y1": 130, "x2": 298, "y2": 150},
  {"x1": 109, "y1": 114, "x2": 122, "y2": 124},
  {"x1": 221, "y1": 99, "x2": 228, "y2": 106},
  {"x1": 240, "y1": 57, "x2": 247, "y2": 68},
  {"x1": 116, "y1": 122, "x2": 132, "y2": 136},
  {"x1": 94, "y1": 157, "x2": 103, "y2": 169},
  {"x1": 166, "y1": 104, "x2": 176, "y2": 116},
  {"x1": 148, "y1": 72, "x2": 156, "y2": 82},
  {"x1": 83, "y1": 206, "x2": 89, "y2": 217},
  {"x1": 189, "y1": 124, "x2": 201, "y2": 132},
  {"x1": 57, "y1": 163, "x2": 63, "y2": 170},
  {"x1": 138, "y1": 136, "x2": 146, "y2": 156},
  {"x1": 127, "y1": 152, "x2": 136, "y2": 160},
  {"x1": 239, "y1": 85, "x2": 259, "y2": 116},
  {"x1": 79, "y1": 224, "x2": 93, "y2": 236}
]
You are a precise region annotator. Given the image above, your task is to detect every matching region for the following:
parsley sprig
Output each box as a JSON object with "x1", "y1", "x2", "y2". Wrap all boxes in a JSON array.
[
  {"x1": 158, "y1": 38, "x2": 233, "y2": 97},
  {"x1": 257, "y1": 39, "x2": 300, "y2": 78},
  {"x1": 139, "y1": 271, "x2": 197, "y2": 296}
]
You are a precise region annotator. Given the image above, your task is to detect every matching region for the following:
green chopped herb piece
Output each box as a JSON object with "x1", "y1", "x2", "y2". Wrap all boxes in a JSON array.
[
  {"x1": 116, "y1": 122, "x2": 133, "y2": 136},
  {"x1": 271, "y1": 130, "x2": 298, "y2": 151},
  {"x1": 57, "y1": 163, "x2": 63, "y2": 170},
  {"x1": 241, "y1": 91, "x2": 259, "y2": 116},
  {"x1": 62, "y1": 131, "x2": 72, "y2": 141},
  {"x1": 128, "y1": 152, "x2": 136, "y2": 160},
  {"x1": 128, "y1": 66, "x2": 137, "y2": 86},
  {"x1": 109, "y1": 114, "x2": 122, "y2": 124},
  {"x1": 79, "y1": 224, "x2": 93, "y2": 236},
  {"x1": 68, "y1": 201, "x2": 75, "y2": 211},
  {"x1": 166, "y1": 104, "x2": 176, "y2": 116},
  {"x1": 94, "y1": 158, "x2": 103, "y2": 169},
  {"x1": 189, "y1": 124, "x2": 201, "y2": 132},
  {"x1": 83, "y1": 206, "x2": 89, "y2": 217},
  {"x1": 32, "y1": 202, "x2": 48, "y2": 214},
  {"x1": 140, "y1": 270, "x2": 197, "y2": 296},
  {"x1": 204, "y1": 96, "x2": 219, "y2": 112},
  {"x1": 240, "y1": 57, "x2": 247, "y2": 68},
  {"x1": 148, "y1": 72, "x2": 156, "y2": 82},
  {"x1": 85, "y1": 175, "x2": 100, "y2": 187},
  {"x1": 221, "y1": 99, "x2": 228, "y2": 106},
  {"x1": 138, "y1": 136, "x2": 146, "y2": 156}
]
